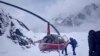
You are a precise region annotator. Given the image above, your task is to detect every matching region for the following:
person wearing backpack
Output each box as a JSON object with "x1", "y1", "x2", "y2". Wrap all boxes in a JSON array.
[
  {"x1": 69, "y1": 37, "x2": 78, "y2": 55},
  {"x1": 93, "y1": 31, "x2": 100, "y2": 56},
  {"x1": 88, "y1": 30, "x2": 96, "y2": 56},
  {"x1": 88, "y1": 30, "x2": 100, "y2": 56}
]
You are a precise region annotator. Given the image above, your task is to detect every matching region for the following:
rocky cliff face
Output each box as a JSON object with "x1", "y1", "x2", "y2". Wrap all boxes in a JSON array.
[{"x1": 0, "y1": 9, "x2": 34, "y2": 49}]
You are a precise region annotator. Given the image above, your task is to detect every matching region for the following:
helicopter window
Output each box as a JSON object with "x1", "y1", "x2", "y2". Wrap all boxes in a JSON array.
[
  {"x1": 43, "y1": 35, "x2": 53, "y2": 43},
  {"x1": 42, "y1": 34, "x2": 65, "y2": 44},
  {"x1": 51, "y1": 34, "x2": 65, "y2": 43}
]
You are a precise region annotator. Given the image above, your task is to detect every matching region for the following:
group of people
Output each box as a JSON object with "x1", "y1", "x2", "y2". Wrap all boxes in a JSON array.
[
  {"x1": 62, "y1": 37, "x2": 78, "y2": 56},
  {"x1": 88, "y1": 30, "x2": 100, "y2": 56}
]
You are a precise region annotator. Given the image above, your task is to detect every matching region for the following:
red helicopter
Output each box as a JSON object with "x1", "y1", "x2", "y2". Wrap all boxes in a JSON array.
[{"x1": 37, "y1": 23, "x2": 69, "y2": 52}]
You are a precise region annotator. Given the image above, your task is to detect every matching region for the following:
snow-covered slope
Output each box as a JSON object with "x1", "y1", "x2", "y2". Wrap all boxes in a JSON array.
[
  {"x1": 0, "y1": 9, "x2": 35, "y2": 49},
  {"x1": 0, "y1": 32, "x2": 89, "y2": 56}
]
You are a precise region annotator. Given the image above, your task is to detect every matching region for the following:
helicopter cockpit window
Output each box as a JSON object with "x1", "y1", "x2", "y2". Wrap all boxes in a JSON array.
[
  {"x1": 42, "y1": 35, "x2": 53, "y2": 43},
  {"x1": 42, "y1": 34, "x2": 65, "y2": 44}
]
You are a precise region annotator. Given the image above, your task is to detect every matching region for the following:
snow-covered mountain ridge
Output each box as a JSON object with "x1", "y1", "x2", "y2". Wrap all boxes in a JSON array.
[
  {"x1": 53, "y1": 3, "x2": 100, "y2": 26},
  {"x1": 52, "y1": 3, "x2": 100, "y2": 32},
  {"x1": 0, "y1": 9, "x2": 35, "y2": 49}
]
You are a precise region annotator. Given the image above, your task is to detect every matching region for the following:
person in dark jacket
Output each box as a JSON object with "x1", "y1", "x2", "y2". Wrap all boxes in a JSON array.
[
  {"x1": 88, "y1": 30, "x2": 96, "y2": 56},
  {"x1": 69, "y1": 37, "x2": 77, "y2": 55},
  {"x1": 93, "y1": 31, "x2": 100, "y2": 56}
]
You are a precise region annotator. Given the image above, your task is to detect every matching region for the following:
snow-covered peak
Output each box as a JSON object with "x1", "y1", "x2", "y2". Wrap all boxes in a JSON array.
[
  {"x1": 0, "y1": 9, "x2": 35, "y2": 49},
  {"x1": 52, "y1": 3, "x2": 100, "y2": 32}
]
